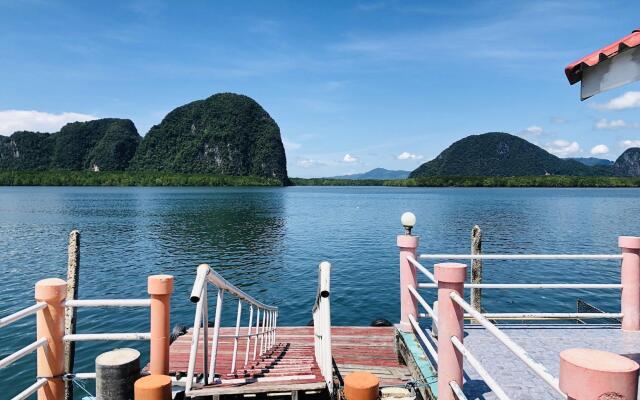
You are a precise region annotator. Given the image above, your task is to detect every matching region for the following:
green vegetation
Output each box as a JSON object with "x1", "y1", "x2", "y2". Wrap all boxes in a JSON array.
[
  {"x1": 409, "y1": 132, "x2": 611, "y2": 178},
  {"x1": 0, "y1": 171, "x2": 282, "y2": 186},
  {"x1": 130, "y1": 93, "x2": 288, "y2": 183},
  {"x1": 292, "y1": 176, "x2": 640, "y2": 187},
  {"x1": 0, "y1": 119, "x2": 140, "y2": 171}
]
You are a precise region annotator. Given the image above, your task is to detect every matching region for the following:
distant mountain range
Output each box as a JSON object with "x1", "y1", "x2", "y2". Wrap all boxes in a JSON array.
[
  {"x1": 568, "y1": 157, "x2": 614, "y2": 167},
  {"x1": 409, "y1": 132, "x2": 639, "y2": 178},
  {"x1": 328, "y1": 168, "x2": 410, "y2": 180}
]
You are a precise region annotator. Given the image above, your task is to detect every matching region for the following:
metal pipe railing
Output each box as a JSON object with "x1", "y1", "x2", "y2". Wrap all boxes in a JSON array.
[
  {"x1": 11, "y1": 378, "x2": 48, "y2": 400},
  {"x1": 0, "y1": 302, "x2": 46, "y2": 328},
  {"x1": 65, "y1": 299, "x2": 151, "y2": 307},
  {"x1": 418, "y1": 282, "x2": 622, "y2": 289},
  {"x1": 186, "y1": 264, "x2": 278, "y2": 395},
  {"x1": 421, "y1": 254, "x2": 622, "y2": 260},
  {"x1": 450, "y1": 336, "x2": 510, "y2": 400},
  {"x1": 312, "y1": 261, "x2": 333, "y2": 394},
  {"x1": 450, "y1": 292, "x2": 567, "y2": 398},
  {"x1": 0, "y1": 338, "x2": 48, "y2": 369}
]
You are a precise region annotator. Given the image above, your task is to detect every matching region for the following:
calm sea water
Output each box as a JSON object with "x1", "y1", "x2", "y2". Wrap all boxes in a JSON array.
[{"x1": 1, "y1": 186, "x2": 637, "y2": 397}]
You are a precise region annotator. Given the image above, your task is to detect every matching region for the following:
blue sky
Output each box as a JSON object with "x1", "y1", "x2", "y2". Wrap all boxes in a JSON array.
[{"x1": 2, "y1": 1, "x2": 640, "y2": 177}]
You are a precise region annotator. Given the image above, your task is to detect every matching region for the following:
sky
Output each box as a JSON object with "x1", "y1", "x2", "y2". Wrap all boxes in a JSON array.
[{"x1": 2, "y1": 1, "x2": 640, "y2": 177}]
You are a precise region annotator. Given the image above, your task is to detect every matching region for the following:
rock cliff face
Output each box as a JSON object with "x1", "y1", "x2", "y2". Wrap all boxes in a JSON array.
[
  {"x1": 613, "y1": 148, "x2": 640, "y2": 176},
  {"x1": 129, "y1": 93, "x2": 288, "y2": 183},
  {"x1": 410, "y1": 132, "x2": 599, "y2": 177},
  {"x1": 0, "y1": 118, "x2": 140, "y2": 171}
]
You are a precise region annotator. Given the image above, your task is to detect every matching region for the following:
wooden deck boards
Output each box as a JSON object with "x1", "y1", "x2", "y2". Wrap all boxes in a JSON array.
[{"x1": 165, "y1": 326, "x2": 411, "y2": 396}]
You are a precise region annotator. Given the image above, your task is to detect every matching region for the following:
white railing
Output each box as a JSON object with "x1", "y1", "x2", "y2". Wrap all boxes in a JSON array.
[
  {"x1": 185, "y1": 264, "x2": 279, "y2": 395},
  {"x1": 0, "y1": 302, "x2": 50, "y2": 400},
  {"x1": 313, "y1": 261, "x2": 333, "y2": 394},
  {"x1": 410, "y1": 254, "x2": 623, "y2": 320},
  {"x1": 407, "y1": 251, "x2": 625, "y2": 399},
  {"x1": 1, "y1": 279, "x2": 166, "y2": 400}
]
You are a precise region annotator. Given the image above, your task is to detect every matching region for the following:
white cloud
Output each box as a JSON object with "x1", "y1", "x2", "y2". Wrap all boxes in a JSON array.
[
  {"x1": 343, "y1": 153, "x2": 359, "y2": 163},
  {"x1": 593, "y1": 91, "x2": 640, "y2": 110},
  {"x1": 523, "y1": 125, "x2": 543, "y2": 135},
  {"x1": 296, "y1": 157, "x2": 324, "y2": 168},
  {"x1": 397, "y1": 151, "x2": 423, "y2": 160},
  {"x1": 545, "y1": 140, "x2": 581, "y2": 157},
  {"x1": 594, "y1": 118, "x2": 639, "y2": 130},
  {"x1": 590, "y1": 144, "x2": 609, "y2": 155},
  {"x1": 0, "y1": 110, "x2": 97, "y2": 135},
  {"x1": 619, "y1": 140, "x2": 640, "y2": 150},
  {"x1": 282, "y1": 138, "x2": 301, "y2": 151}
]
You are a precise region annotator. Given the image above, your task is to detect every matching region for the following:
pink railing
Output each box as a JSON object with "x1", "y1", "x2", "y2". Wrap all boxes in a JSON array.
[{"x1": 397, "y1": 212, "x2": 640, "y2": 400}]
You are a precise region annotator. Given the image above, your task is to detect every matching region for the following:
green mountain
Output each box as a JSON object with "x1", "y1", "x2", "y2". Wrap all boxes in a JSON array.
[
  {"x1": 0, "y1": 118, "x2": 140, "y2": 171},
  {"x1": 613, "y1": 148, "x2": 640, "y2": 176},
  {"x1": 568, "y1": 157, "x2": 614, "y2": 167},
  {"x1": 329, "y1": 168, "x2": 410, "y2": 180},
  {"x1": 410, "y1": 132, "x2": 605, "y2": 178},
  {"x1": 130, "y1": 93, "x2": 288, "y2": 183}
]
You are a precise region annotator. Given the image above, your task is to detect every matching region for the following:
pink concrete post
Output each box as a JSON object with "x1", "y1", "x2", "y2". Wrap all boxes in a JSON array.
[
  {"x1": 148, "y1": 275, "x2": 174, "y2": 375},
  {"x1": 398, "y1": 234, "x2": 419, "y2": 332},
  {"x1": 35, "y1": 278, "x2": 67, "y2": 400},
  {"x1": 619, "y1": 236, "x2": 640, "y2": 331},
  {"x1": 560, "y1": 348, "x2": 639, "y2": 400},
  {"x1": 435, "y1": 263, "x2": 467, "y2": 400}
]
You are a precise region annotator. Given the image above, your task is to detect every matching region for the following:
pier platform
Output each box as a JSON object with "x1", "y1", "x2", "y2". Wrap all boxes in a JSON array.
[
  {"x1": 420, "y1": 324, "x2": 640, "y2": 399},
  {"x1": 165, "y1": 326, "x2": 413, "y2": 397}
]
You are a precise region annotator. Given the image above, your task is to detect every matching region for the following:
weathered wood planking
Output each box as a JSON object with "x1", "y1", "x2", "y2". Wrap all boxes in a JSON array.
[{"x1": 162, "y1": 325, "x2": 412, "y2": 396}]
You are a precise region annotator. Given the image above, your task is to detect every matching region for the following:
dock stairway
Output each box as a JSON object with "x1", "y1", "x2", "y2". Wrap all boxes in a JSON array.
[{"x1": 178, "y1": 262, "x2": 334, "y2": 398}]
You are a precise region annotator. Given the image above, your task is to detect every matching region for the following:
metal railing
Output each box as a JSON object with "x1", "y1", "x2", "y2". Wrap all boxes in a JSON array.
[
  {"x1": 407, "y1": 253, "x2": 625, "y2": 399},
  {"x1": 185, "y1": 264, "x2": 279, "y2": 395},
  {"x1": 1, "y1": 275, "x2": 171, "y2": 400},
  {"x1": 312, "y1": 261, "x2": 333, "y2": 394},
  {"x1": 0, "y1": 302, "x2": 50, "y2": 400}
]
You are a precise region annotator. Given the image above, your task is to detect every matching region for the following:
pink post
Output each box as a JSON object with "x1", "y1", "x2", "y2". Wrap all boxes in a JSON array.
[
  {"x1": 148, "y1": 275, "x2": 174, "y2": 375},
  {"x1": 398, "y1": 234, "x2": 419, "y2": 332},
  {"x1": 619, "y1": 236, "x2": 640, "y2": 331},
  {"x1": 560, "y1": 348, "x2": 639, "y2": 400},
  {"x1": 35, "y1": 278, "x2": 67, "y2": 400},
  {"x1": 436, "y1": 263, "x2": 467, "y2": 400}
]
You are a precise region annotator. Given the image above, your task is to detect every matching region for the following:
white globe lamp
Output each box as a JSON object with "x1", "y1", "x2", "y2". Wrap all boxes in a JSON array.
[{"x1": 401, "y1": 212, "x2": 416, "y2": 235}]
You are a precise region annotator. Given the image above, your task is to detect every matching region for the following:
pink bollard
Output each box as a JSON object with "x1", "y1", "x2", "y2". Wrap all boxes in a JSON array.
[
  {"x1": 619, "y1": 236, "x2": 640, "y2": 331},
  {"x1": 560, "y1": 348, "x2": 639, "y2": 400},
  {"x1": 398, "y1": 234, "x2": 419, "y2": 332},
  {"x1": 35, "y1": 278, "x2": 67, "y2": 400},
  {"x1": 435, "y1": 263, "x2": 467, "y2": 400},
  {"x1": 148, "y1": 275, "x2": 174, "y2": 375}
]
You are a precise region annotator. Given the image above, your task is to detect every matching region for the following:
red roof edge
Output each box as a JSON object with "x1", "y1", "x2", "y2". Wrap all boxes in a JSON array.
[{"x1": 565, "y1": 29, "x2": 640, "y2": 85}]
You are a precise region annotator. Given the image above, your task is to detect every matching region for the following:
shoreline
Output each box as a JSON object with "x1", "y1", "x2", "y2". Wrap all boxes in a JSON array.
[{"x1": 1, "y1": 171, "x2": 640, "y2": 187}]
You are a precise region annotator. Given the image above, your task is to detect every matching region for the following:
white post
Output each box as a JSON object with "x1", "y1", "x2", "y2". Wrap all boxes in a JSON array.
[
  {"x1": 231, "y1": 300, "x2": 242, "y2": 373},
  {"x1": 253, "y1": 308, "x2": 260, "y2": 360},
  {"x1": 244, "y1": 305, "x2": 254, "y2": 367},
  {"x1": 208, "y1": 289, "x2": 224, "y2": 379},
  {"x1": 259, "y1": 310, "x2": 267, "y2": 355},
  {"x1": 202, "y1": 288, "x2": 209, "y2": 384}
]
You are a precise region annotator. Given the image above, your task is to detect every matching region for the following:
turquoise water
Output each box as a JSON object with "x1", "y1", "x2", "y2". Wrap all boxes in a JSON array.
[{"x1": 0, "y1": 186, "x2": 636, "y2": 397}]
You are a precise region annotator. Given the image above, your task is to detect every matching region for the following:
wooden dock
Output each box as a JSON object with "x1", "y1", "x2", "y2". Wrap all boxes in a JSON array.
[{"x1": 165, "y1": 326, "x2": 413, "y2": 397}]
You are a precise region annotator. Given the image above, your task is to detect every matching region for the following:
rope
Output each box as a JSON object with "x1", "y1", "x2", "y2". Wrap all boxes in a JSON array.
[{"x1": 72, "y1": 378, "x2": 95, "y2": 399}]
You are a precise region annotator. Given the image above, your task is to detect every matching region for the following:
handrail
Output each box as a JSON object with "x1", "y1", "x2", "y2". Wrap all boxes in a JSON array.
[
  {"x1": 420, "y1": 254, "x2": 622, "y2": 260},
  {"x1": 186, "y1": 264, "x2": 279, "y2": 395},
  {"x1": 312, "y1": 261, "x2": 333, "y2": 394},
  {"x1": 65, "y1": 299, "x2": 151, "y2": 307},
  {"x1": 0, "y1": 302, "x2": 46, "y2": 328},
  {"x1": 190, "y1": 264, "x2": 277, "y2": 311},
  {"x1": 419, "y1": 283, "x2": 622, "y2": 289},
  {"x1": 0, "y1": 338, "x2": 48, "y2": 369},
  {"x1": 450, "y1": 292, "x2": 567, "y2": 398},
  {"x1": 450, "y1": 337, "x2": 510, "y2": 400},
  {"x1": 11, "y1": 378, "x2": 48, "y2": 400}
]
